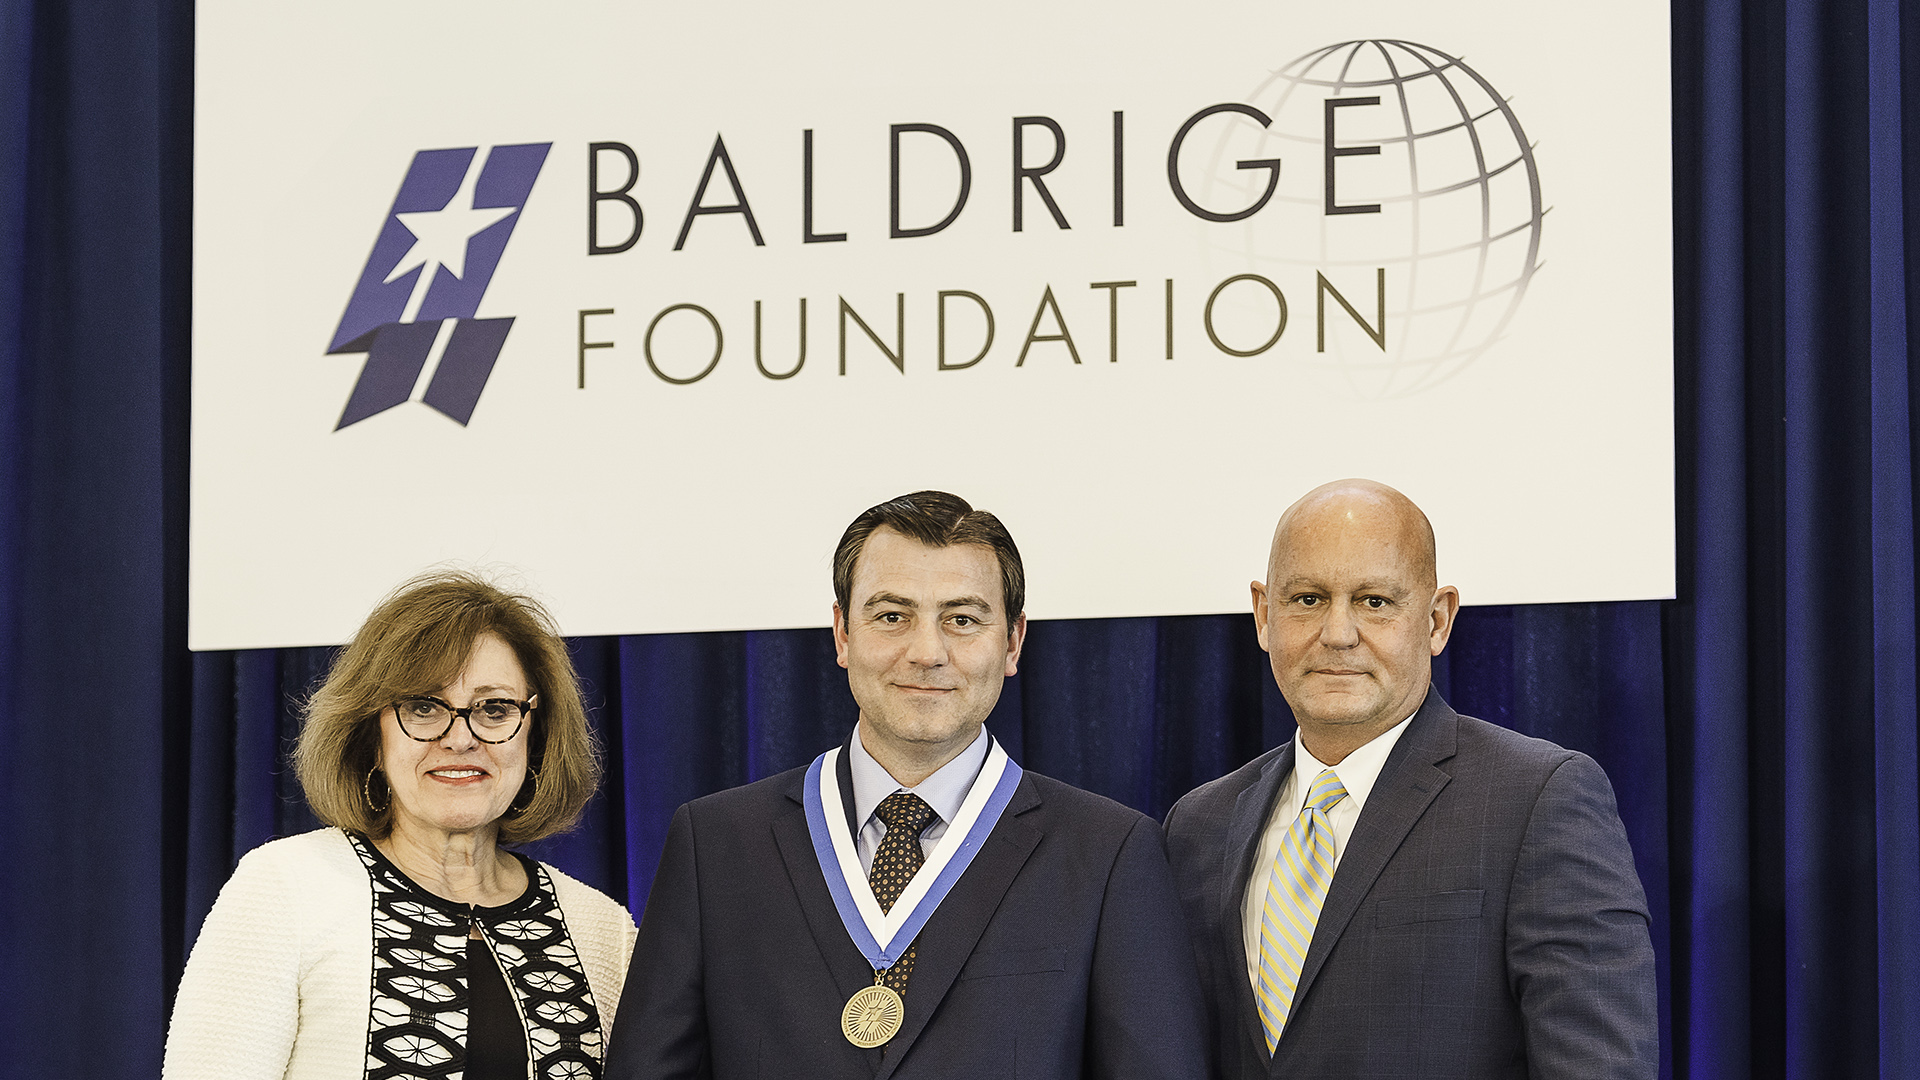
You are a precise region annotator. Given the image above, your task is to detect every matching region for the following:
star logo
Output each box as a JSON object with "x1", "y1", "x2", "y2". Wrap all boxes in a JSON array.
[{"x1": 327, "y1": 142, "x2": 551, "y2": 429}]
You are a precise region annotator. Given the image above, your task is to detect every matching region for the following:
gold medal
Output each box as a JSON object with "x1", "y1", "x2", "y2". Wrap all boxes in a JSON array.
[{"x1": 841, "y1": 983, "x2": 905, "y2": 1048}]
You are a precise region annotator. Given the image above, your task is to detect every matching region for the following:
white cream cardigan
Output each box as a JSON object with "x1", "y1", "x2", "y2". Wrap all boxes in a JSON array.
[{"x1": 163, "y1": 828, "x2": 637, "y2": 1080}]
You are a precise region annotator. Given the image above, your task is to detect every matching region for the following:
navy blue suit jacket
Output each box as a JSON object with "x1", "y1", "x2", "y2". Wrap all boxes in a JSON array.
[
  {"x1": 1163, "y1": 689, "x2": 1657, "y2": 1079},
  {"x1": 607, "y1": 750, "x2": 1208, "y2": 1080}
]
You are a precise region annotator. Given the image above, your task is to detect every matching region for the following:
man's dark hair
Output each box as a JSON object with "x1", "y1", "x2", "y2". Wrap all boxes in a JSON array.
[{"x1": 831, "y1": 490, "x2": 1025, "y2": 631}]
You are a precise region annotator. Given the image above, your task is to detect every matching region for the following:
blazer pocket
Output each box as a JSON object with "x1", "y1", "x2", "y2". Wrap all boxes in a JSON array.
[
  {"x1": 1374, "y1": 888, "x2": 1485, "y2": 928},
  {"x1": 956, "y1": 945, "x2": 1068, "y2": 981}
]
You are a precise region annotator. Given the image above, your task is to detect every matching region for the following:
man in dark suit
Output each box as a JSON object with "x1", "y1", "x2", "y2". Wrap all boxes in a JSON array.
[
  {"x1": 1164, "y1": 479, "x2": 1657, "y2": 1079},
  {"x1": 608, "y1": 490, "x2": 1207, "y2": 1080}
]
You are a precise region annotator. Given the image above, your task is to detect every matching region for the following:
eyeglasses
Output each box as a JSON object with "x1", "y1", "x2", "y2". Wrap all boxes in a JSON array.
[{"x1": 390, "y1": 694, "x2": 538, "y2": 744}]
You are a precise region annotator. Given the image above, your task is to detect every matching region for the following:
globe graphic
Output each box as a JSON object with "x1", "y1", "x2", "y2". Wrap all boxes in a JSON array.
[{"x1": 1201, "y1": 40, "x2": 1543, "y2": 396}]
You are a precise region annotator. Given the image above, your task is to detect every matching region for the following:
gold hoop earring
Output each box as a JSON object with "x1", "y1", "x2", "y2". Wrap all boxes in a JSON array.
[
  {"x1": 363, "y1": 767, "x2": 389, "y2": 813},
  {"x1": 510, "y1": 768, "x2": 540, "y2": 815}
]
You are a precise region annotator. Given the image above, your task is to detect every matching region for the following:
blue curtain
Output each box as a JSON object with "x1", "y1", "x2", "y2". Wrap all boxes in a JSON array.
[
  {"x1": 0, "y1": 1, "x2": 1914, "y2": 1078},
  {"x1": 0, "y1": 1, "x2": 195, "y2": 1077},
  {"x1": 1667, "y1": 0, "x2": 1920, "y2": 1075}
]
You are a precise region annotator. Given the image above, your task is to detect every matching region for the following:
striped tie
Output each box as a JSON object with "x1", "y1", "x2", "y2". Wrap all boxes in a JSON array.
[{"x1": 1254, "y1": 768, "x2": 1349, "y2": 1053}]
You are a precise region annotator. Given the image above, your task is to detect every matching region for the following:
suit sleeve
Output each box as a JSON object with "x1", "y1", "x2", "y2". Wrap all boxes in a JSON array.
[
  {"x1": 1086, "y1": 815, "x2": 1214, "y2": 1080},
  {"x1": 1505, "y1": 753, "x2": 1660, "y2": 1080},
  {"x1": 606, "y1": 804, "x2": 712, "y2": 1080},
  {"x1": 161, "y1": 849, "x2": 301, "y2": 1080}
]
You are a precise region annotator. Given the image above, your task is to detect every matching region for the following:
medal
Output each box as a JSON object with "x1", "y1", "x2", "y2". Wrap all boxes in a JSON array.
[
  {"x1": 804, "y1": 735, "x2": 1023, "y2": 1048},
  {"x1": 841, "y1": 983, "x2": 905, "y2": 1047}
]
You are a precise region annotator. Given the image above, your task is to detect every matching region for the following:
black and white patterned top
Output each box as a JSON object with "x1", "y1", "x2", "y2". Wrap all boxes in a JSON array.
[{"x1": 348, "y1": 833, "x2": 606, "y2": 1080}]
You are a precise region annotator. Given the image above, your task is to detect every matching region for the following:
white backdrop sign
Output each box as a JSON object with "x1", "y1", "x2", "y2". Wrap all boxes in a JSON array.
[{"x1": 192, "y1": 1, "x2": 1673, "y2": 649}]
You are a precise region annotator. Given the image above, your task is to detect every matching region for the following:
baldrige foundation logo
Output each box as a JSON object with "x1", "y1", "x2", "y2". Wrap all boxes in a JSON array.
[
  {"x1": 569, "y1": 40, "x2": 1539, "y2": 394},
  {"x1": 327, "y1": 143, "x2": 550, "y2": 429}
]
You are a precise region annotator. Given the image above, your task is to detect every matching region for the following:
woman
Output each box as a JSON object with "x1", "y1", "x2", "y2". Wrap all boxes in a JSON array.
[{"x1": 165, "y1": 571, "x2": 636, "y2": 1080}]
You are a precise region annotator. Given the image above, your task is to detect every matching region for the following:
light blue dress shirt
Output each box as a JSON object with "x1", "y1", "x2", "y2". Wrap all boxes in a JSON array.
[{"x1": 847, "y1": 723, "x2": 991, "y2": 874}]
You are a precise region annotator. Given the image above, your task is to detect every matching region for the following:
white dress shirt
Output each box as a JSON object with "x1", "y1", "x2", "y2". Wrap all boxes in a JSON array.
[
  {"x1": 847, "y1": 723, "x2": 991, "y2": 874},
  {"x1": 1241, "y1": 714, "x2": 1416, "y2": 990}
]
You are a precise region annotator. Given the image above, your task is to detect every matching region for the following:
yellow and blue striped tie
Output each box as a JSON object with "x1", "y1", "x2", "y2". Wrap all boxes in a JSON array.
[{"x1": 1255, "y1": 768, "x2": 1349, "y2": 1053}]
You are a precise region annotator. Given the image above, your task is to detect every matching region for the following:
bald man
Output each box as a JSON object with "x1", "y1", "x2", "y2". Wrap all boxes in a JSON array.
[{"x1": 1163, "y1": 480, "x2": 1657, "y2": 1079}]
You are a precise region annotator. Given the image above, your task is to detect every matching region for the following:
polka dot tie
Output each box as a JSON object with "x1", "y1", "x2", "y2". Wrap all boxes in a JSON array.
[{"x1": 870, "y1": 791, "x2": 937, "y2": 995}]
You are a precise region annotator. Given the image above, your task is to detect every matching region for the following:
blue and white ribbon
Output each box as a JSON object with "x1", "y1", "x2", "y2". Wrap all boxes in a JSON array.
[{"x1": 803, "y1": 738, "x2": 1022, "y2": 969}]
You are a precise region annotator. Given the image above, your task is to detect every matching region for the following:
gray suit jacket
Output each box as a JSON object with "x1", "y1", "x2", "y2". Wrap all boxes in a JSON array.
[{"x1": 1163, "y1": 689, "x2": 1657, "y2": 1079}]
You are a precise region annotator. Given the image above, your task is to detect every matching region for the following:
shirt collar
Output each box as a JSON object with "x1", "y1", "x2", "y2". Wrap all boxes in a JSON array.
[
  {"x1": 849, "y1": 722, "x2": 992, "y2": 830},
  {"x1": 1292, "y1": 710, "x2": 1417, "y2": 813}
]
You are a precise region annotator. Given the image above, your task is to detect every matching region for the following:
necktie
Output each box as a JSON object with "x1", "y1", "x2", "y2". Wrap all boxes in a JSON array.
[
  {"x1": 1255, "y1": 768, "x2": 1349, "y2": 1053},
  {"x1": 869, "y1": 791, "x2": 937, "y2": 995}
]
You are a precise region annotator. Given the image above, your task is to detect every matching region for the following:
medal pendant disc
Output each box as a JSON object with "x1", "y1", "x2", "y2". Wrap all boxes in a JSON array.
[{"x1": 841, "y1": 984, "x2": 905, "y2": 1048}]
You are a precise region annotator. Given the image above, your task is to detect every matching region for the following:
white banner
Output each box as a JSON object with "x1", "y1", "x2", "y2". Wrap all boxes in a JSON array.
[{"x1": 192, "y1": 1, "x2": 1673, "y2": 649}]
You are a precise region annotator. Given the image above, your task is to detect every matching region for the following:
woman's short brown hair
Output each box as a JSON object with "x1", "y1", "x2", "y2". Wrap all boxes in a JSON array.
[{"x1": 293, "y1": 569, "x2": 600, "y2": 845}]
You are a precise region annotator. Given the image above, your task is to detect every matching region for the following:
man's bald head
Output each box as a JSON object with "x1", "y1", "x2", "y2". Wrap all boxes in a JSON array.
[
  {"x1": 1267, "y1": 478, "x2": 1437, "y2": 591},
  {"x1": 1253, "y1": 478, "x2": 1457, "y2": 762}
]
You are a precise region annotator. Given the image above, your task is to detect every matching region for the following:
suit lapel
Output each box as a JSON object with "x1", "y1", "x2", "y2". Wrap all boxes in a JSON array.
[
  {"x1": 1287, "y1": 690, "x2": 1458, "y2": 1021},
  {"x1": 1226, "y1": 743, "x2": 1293, "y2": 1070},
  {"x1": 771, "y1": 772, "x2": 884, "y2": 1009},
  {"x1": 871, "y1": 774, "x2": 1044, "y2": 1080}
]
